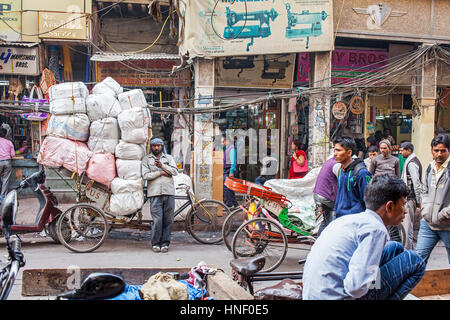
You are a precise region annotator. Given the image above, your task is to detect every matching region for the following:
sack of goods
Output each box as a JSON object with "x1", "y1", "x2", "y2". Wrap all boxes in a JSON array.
[
  {"x1": 49, "y1": 82, "x2": 89, "y2": 101},
  {"x1": 37, "y1": 136, "x2": 92, "y2": 174},
  {"x1": 117, "y1": 107, "x2": 150, "y2": 144},
  {"x1": 109, "y1": 178, "x2": 144, "y2": 216},
  {"x1": 118, "y1": 89, "x2": 147, "y2": 110},
  {"x1": 50, "y1": 97, "x2": 86, "y2": 115},
  {"x1": 92, "y1": 77, "x2": 123, "y2": 97},
  {"x1": 86, "y1": 153, "x2": 117, "y2": 187},
  {"x1": 88, "y1": 117, "x2": 120, "y2": 154},
  {"x1": 86, "y1": 94, "x2": 122, "y2": 121},
  {"x1": 47, "y1": 113, "x2": 90, "y2": 142},
  {"x1": 115, "y1": 159, "x2": 142, "y2": 180},
  {"x1": 115, "y1": 140, "x2": 146, "y2": 160}
]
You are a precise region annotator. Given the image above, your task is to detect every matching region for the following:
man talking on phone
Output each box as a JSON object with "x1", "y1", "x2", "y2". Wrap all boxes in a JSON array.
[{"x1": 142, "y1": 137, "x2": 178, "y2": 253}]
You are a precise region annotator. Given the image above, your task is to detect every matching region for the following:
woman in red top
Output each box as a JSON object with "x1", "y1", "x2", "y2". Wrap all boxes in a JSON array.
[{"x1": 288, "y1": 139, "x2": 308, "y2": 179}]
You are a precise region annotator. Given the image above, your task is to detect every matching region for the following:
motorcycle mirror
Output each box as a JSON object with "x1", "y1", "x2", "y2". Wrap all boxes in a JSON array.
[
  {"x1": 1, "y1": 191, "x2": 17, "y2": 237},
  {"x1": 56, "y1": 273, "x2": 126, "y2": 300}
]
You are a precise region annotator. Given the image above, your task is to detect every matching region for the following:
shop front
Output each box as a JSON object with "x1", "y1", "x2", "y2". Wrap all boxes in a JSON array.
[
  {"x1": 0, "y1": 43, "x2": 46, "y2": 196},
  {"x1": 213, "y1": 53, "x2": 297, "y2": 182},
  {"x1": 91, "y1": 52, "x2": 192, "y2": 162}
]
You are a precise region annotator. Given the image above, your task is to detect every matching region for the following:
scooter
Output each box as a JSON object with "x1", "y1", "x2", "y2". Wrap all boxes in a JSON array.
[{"x1": 0, "y1": 169, "x2": 64, "y2": 243}]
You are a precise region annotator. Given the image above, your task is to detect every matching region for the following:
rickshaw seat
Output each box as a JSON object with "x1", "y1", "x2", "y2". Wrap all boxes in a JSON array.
[{"x1": 230, "y1": 256, "x2": 266, "y2": 277}]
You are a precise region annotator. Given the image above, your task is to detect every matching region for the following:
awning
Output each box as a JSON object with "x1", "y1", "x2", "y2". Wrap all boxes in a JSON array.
[{"x1": 90, "y1": 52, "x2": 181, "y2": 62}]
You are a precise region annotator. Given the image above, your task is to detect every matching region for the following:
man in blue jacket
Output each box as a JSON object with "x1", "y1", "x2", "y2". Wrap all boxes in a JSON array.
[{"x1": 334, "y1": 136, "x2": 372, "y2": 218}]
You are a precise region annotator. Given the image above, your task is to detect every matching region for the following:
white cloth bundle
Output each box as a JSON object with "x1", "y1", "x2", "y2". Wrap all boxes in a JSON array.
[
  {"x1": 109, "y1": 178, "x2": 144, "y2": 216},
  {"x1": 115, "y1": 140, "x2": 146, "y2": 160},
  {"x1": 86, "y1": 94, "x2": 122, "y2": 121},
  {"x1": 118, "y1": 89, "x2": 147, "y2": 110},
  {"x1": 49, "y1": 97, "x2": 86, "y2": 115},
  {"x1": 88, "y1": 118, "x2": 120, "y2": 154},
  {"x1": 117, "y1": 107, "x2": 150, "y2": 144},
  {"x1": 47, "y1": 114, "x2": 90, "y2": 142},
  {"x1": 111, "y1": 178, "x2": 144, "y2": 194},
  {"x1": 49, "y1": 82, "x2": 89, "y2": 101},
  {"x1": 92, "y1": 77, "x2": 123, "y2": 97},
  {"x1": 115, "y1": 159, "x2": 142, "y2": 180}
]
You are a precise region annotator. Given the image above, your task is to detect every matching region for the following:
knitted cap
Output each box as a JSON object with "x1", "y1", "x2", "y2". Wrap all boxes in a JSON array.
[{"x1": 379, "y1": 139, "x2": 391, "y2": 149}]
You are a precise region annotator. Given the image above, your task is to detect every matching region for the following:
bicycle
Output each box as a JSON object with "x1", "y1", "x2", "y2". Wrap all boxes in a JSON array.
[
  {"x1": 55, "y1": 168, "x2": 231, "y2": 253},
  {"x1": 224, "y1": 177, "x2": 316, "y2": 272}
]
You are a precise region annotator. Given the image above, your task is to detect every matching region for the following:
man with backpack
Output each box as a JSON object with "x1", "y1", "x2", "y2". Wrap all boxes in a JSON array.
[
  {"x1": 399, "y1": 141, "x2": 423, "y2": 250},
  {"x1": 416, "y1": 134, "x2": 450, "y2": 265},
  {"x1": 333, "y1": 137, "x2": 372, "y2": 218}
]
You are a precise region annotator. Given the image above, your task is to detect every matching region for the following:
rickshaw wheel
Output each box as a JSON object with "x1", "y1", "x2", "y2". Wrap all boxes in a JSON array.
[
  {"x1": 222, "y1": 207, "x2": 246, "y2": 252},
  {"x1": 56, "y1": 203, "x2": 109, "y2": 253},
  {"x1": 231, "y1": 217, "x2": 288, "y2": 272}
]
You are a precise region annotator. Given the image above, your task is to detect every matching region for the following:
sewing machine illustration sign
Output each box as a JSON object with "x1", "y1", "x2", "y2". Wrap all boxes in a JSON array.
[
  {"x1": 216, "y1": 54, "x2": 296, "y2": 89},
  {"x1": 179, "y1": 0, "x2": 334, "y2": 57},
  {"x1": 285, "y1": 3, "x2": 328, "y2": 49},
  {"x1": 223, "y1": 6, "x2": 278, "y2": 52}
]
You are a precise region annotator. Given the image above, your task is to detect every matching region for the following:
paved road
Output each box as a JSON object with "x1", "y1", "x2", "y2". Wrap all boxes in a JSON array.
[{"x1": 2, "y1": 227, "x2": 448, "y2": 300}]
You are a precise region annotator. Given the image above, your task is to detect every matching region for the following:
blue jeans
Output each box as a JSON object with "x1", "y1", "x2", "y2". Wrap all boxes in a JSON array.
[
  {"x1": 150, "y1": 195, "x2": 175, "y2": 248},
  {"x1": 359, "y1": 241, "x2": 425, "y2": 300},
  {"x1": 416, "y1": 219, "x2": 450, "y2": 264}
]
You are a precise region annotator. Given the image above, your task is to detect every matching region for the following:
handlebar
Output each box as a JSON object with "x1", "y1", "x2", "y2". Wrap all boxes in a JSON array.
[{"x1": 175, "y1": 184, "x2": 190, "y2": 192}]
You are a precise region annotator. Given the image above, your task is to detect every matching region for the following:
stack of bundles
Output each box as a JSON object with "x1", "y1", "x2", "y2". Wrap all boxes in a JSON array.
[
  {"x1": 38, "y1": 82, "x2": 92, "y2": 174},
  {"x1": 109, "y1": 89, "x2": 149, "y2": 216},
  {"x1": 85, "y1": 77, "x2": 123, "y2": 188}
]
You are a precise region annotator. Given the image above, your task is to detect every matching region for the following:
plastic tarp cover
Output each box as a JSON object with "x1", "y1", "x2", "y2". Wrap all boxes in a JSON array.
[
  {"x1": 173, "y1": 172, "x2": 193, "y2": 221},
  {"x1": 49, "y1": 82, "x2": 89, "y2": 101},
  {"x1": 86, "y1": 94, "x2": 122, "y2": 121},
  {"x1": 263, "y1": 167, "x2": 321, "y2": 231},
  {"x1": 118, "y1": 89, "x2": 147, "y2": 110},
  {"x1": 88, "y1": 118, "x2": 120, "y2": 154},
  {"x1": 49, "y1": 97, "x2": 86, "y2": 115},
  {"x1": 37, "y1": 136, "x2": 92, "y2": 174},
  {"x1": 115, "y1": 140, "x2": 145, "y2": 160},
  {"x1": 86, "y1": 153, "x2": 117, "y2": 187},
  {"x1": 117, "y1": 107, "x2": 150, "y2": 144},
  {"x1": 47, "y1": 114, "x2": 90, "y2": 142},
  {"x1": 111, "y1": 178, "x2": 143, "y2": 194}
]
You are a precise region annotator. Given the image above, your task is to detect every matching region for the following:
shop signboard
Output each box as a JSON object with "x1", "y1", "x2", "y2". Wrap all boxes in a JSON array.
[
  {"x1": 38, "y1": 11, "x2": 87, "y2": 40},
  {"x1": 296, "y1": 48, "x2": 388, "y2": 83},
  {"x1": 180, "y1": 0, "x2": 333, "y2": 57},
  {"x1": 0, "y1": 0, "x2": 21, "y2": 42},
  {"x1": 0, "y1": 46, "x2": 39, "y2": 76},
  {"x1": 95, "y1": 59, "x2": 191, "y2": 88},
  {"x1": 215, "y1": 53, "x2": 295, "y2": 89}
]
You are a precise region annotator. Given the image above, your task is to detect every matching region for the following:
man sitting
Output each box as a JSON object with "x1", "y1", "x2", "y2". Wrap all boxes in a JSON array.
[{"x1": 302, "y1": 174, "x2": 425, "y2": 300}]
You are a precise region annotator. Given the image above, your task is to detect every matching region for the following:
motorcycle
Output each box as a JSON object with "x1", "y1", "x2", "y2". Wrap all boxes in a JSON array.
[
  {"x1": 0, "y1": 189, "x2": 25, "y2": 299},
  {"x1": 0, "y1": 169, "x2": 65, "y2": 243}
]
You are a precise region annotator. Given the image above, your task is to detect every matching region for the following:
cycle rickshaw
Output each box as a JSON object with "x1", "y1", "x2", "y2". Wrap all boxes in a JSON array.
[
  {"x1": 222, "y1": 177, "x2": 316, "y2": 272},
  {"x1": 53, "y1": 168, "x2": 231, "y2": 253}
]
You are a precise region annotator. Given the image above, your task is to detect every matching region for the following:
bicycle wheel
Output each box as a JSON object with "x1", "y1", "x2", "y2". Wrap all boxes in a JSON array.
[
  {"x1": 56, "y1": 204, "x2": 109, "y2": 253},
  {"x1": 222, "y1": 208, "x2": 246, "y2": 252},
  {"x1": 185, "y1": 199, "x2": 231, "y2": 244},
  {"x1": 47, "y1": 215, "x2": 71, "y2": 244},
  {"x1": 231, "y1": 217, "x2": 288, "y2": 272}
]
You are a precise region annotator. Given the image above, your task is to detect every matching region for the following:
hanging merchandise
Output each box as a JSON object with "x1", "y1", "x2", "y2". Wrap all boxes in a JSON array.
[
  {"x1": 22, "y1": 85, "x2": 47, "y2": 105},
  {"x1": 40, "y1": 68, "x2": 56, "y2": 100},
  {"x1": 21, "y1": 113, "x2": 48, "y2": 121},
  {"x1": 349, "y1": 96, "x2": 364, "y2": 115},
  {"x1": 332, "y1": 101, "x2": 347, "y2": 120}
]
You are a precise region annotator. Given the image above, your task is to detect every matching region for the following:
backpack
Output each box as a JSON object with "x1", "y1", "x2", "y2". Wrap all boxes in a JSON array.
[{"x1": 338, "y1": 161, "x2": 370, "y2": 190}]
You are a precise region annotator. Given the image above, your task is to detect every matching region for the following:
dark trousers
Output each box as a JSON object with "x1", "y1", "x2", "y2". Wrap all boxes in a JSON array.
[
  {"x1": 150, "y1": 195, "x2": 175, "y2": 247},
  {"x1": 223, "y1": 169, "x2": 238, "y2": 207}
]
